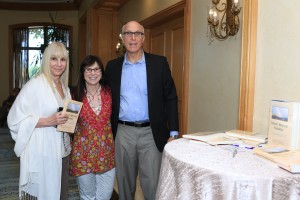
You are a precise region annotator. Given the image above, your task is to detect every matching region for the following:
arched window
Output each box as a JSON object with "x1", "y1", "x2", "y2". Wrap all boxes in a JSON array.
[{"x1": 9, "y1": 23, "x2": 71, "y2": 89}]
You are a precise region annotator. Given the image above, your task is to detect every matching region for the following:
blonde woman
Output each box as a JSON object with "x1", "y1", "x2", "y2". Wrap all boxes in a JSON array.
[{"x1": 8, "y1": 42, "x2": 71, "y2": 200}]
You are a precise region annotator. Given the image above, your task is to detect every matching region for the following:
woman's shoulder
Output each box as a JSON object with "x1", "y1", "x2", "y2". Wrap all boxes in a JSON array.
[{"x1": 21, "y1": 75, "x2": 48, "y2": 93}]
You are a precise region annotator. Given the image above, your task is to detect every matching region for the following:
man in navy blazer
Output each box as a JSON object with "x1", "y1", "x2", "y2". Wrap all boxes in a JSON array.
[{"x1": 105, "y1": 21, "x2": 179, "y2": 200}]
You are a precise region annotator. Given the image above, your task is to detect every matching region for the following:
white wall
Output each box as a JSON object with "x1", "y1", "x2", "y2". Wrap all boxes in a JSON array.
[
  {"x1": 188, "y1": 0, "x2": 242, "y2": 133},
  {"x1": 253, "y1": 0, "x2": 300, "y2": 134},
  {"x1": 0, "y1": 10, "x2": 78, "y2": 102}
]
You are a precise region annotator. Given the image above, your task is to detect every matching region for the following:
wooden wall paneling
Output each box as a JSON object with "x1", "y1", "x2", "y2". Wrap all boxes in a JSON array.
[
  {"x1": 87, "y1": 9, "x2": 118, "y2": 66},
  {"x1": 96, "y1": 10, "x2": 118, "y2": 66},
  {"x1": 171, "y1": 26, "x2": 184, "y2": 134},
  {"x1": 91, "y1": 9, "x2": 100, "y2": 55},
  {"x1": 111, "y1": 11, "x2": 119, "y2": 61},
  {"x1": 140, "y1": 1, "x2": 189, "y2": 136},
  {"x1": 143, "y1": 29, "x2": 150, "y2": 53},
  {"x1": 150, "y1": 32, "x2": 166, "y2": 56},
  {"x1": 0, "y1": 2, "x2": 79, "y2": 11},
  {"x1": 86, "y1": 8, "x2": 94, "y2": 55},
  {"x1": 78, "y1": 14, "x2": 87, "y2": 64}
]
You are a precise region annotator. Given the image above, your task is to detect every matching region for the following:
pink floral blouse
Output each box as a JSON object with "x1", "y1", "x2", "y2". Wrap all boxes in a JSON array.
[{"x1": 70, "y1": 87, "x2": 115, "y2": 176}]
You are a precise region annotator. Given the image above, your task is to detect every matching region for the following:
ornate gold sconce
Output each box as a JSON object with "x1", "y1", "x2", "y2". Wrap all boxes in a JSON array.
[
  {"x1": 207, "y1": 0, "x2": 241, "y2": 43},
  {"x1": 116, "y1": 33, "x2": 126, "y2": 57}
]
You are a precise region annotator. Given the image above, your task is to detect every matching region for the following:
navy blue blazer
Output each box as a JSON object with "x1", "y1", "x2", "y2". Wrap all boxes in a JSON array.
[{"x1": 105, "y1": 52, "x2": 179, "y2": 152}]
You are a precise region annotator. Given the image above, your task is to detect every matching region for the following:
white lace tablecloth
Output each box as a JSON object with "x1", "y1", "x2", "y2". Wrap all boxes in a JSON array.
[{"x1": 156, "y1": 139, "x2": 300, "y2": 200}]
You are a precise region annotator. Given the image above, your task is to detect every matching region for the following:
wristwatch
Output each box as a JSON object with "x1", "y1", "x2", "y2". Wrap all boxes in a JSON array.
[{"x1": 171, "y1": 135, "x2": 179, "y2": 139}]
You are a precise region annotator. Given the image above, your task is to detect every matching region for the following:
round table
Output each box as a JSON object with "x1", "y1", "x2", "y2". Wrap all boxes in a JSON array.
[{"x1": 156, "y1": 138, "x2": 300, "y2": 200}]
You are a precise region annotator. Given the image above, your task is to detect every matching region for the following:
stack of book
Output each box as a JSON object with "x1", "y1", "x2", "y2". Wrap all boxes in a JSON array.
[
  {"x1": 183, "y1": 130, "x2": 267, "y2": 146},
  {"x1": 254, "y1": 145, "x2": 300, "y2": 173},
  {"x1": 184, "y1": 100, "x2": 300, "y2": 173},
  {"x1": 254, "y1": 100, "x2": 300, "y2": 173}
]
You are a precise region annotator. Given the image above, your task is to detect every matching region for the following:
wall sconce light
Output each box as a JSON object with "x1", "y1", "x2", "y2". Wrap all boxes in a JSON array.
[
  {"x1": 116, "y1": 33, "x2": 126, "y2": 57},
  {"x1": 207, "y1": 0, "x2": 241, "y2": 43}
]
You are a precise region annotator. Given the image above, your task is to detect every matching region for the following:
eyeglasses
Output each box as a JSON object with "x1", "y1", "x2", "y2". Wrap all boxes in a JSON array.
[
  {"x1": 122, "y1": 31, "x2": 144, "y2": 38},
  {"x1": 85, "y1": 68, "x2": 101, "y2": 74}
]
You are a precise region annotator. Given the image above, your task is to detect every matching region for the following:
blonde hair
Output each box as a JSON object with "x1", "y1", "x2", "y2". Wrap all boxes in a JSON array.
[{"x1": 39, "y1": 42, "x2": 69, "y2": 91}]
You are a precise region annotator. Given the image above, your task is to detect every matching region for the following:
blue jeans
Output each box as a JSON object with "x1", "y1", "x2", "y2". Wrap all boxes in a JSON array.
[{"x1": 76, "y1": 168, "x2": 116, "y2": 200}]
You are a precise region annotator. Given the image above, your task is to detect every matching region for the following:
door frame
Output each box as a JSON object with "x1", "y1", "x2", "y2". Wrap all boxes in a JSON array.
[{"x1": 238, "y1": 0, "x2": 258, "y2": 131}]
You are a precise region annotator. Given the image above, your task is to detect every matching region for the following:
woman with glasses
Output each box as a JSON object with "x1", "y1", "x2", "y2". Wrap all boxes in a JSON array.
[{"x1": 70, "y1": 55, "x2": 115, "y2": 200}]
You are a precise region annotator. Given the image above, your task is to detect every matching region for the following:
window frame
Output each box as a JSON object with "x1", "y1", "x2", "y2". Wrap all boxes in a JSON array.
[{"x1": 8, "y1": 22, "x2": 73, "y2": 92}]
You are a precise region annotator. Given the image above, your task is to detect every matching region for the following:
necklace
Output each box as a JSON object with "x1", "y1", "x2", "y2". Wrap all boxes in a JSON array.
[
  {"x1": 86, "y1": 85, "x2": 101, "y2": 100},
  {"x1": 86, "y1": 86, "x2": 102, "y2": 115}
]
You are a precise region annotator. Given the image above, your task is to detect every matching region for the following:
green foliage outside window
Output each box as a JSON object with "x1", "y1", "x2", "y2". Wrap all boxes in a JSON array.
[{"x1": 12, "y1": 13, "x2": 71, "y2": 88}]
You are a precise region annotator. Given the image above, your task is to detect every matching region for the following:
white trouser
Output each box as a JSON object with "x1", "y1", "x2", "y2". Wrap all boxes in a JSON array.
[{"x1": 76, "y1": 168, "x2": 116, "y2": 200}]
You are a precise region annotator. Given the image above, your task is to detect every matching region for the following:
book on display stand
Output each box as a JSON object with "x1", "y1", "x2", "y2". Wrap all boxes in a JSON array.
[
  {"x1": 254, "y1": 100, "x2": 300, "y2": 173},
  {"x1": 267, "y1": 100, "x2": 300, "y2": 150}
]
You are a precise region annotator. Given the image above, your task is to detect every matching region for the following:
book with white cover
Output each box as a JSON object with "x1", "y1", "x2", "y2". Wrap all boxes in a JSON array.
[
  {"x1": 183, "y1": 132, "x2": 242, "y2": 145},
  {"x1": 268, "y1": 100, "x2": 300, "y2": 150},
  {"x1": 225, "y1": 129, "x2": 267, "y2": 143},
  {"x1": 254, "y1": 145, "x2": 300, "y2": 173}
]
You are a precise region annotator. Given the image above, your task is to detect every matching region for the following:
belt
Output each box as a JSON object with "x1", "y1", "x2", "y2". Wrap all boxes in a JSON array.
[{"x1": 118, "y1": 120, "x2": 150, "y2": 127}]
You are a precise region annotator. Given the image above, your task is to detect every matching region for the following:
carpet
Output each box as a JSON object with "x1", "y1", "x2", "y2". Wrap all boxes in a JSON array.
[
  {"x1": 0, "y1": 127, "x2": 119, "y2": 200},
  {"x1": 0, "y1": 177, "x2": 80, "y2": 200}
]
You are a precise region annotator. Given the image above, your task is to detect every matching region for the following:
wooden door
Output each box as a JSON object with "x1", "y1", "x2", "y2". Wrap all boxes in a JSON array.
[
  {"x1": 148, "y1": 16, "x2": 184, "y2": 135},
  {"x1": 78, "y1": 15, "x2": 87, "y2": 65}
]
